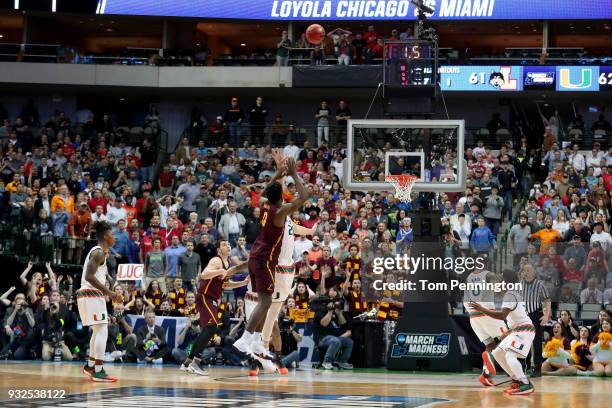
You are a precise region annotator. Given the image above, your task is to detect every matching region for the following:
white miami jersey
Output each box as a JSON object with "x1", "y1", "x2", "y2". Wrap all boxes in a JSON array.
[
  {"x1": 274, "y1": 216, "x2": 296, "y2": 302},
  {"x1": 278, "y1": 216, "x2": 295, "y2": 266},
  {"x1": 501, "y1": 290, "x2": 532, "y2": 330},
  {"x1": 463, "y1": 270, "x2": 495, "y2": 310},
  {"x1": 80, "y1": 246, "x2": 108, "y2": 290}
]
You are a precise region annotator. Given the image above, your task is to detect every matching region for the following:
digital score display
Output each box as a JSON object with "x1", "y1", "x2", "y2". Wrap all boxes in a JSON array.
[{"x1": 384, "y1": 41, "x2": 437, "y2": 89}]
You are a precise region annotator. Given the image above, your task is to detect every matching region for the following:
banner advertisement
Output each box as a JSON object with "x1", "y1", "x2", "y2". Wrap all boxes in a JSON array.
[
  {"x1": 98, "y1": 0, "x2": 612, "y2": 20},
  {"x1": 117, "y1": 264, "x2": 144, "y2": 281},
  {"x1": 523, "y1": 66, "x2": 556, "y2": 91}
]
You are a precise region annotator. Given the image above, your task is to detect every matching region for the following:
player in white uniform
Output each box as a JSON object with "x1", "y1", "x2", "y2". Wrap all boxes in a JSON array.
[
  {"x1": 244, "y1": 216, "x2": 317, "y2": 374},
  {"x1": 463, "y1": 266, "x2": 507, "y2": 386},
  {"x1": 76, "y1": 221, "x2": 123, "y2": 382},
  {"x1": 469, "y1": 269, "x2": 536, "y2": 395}
]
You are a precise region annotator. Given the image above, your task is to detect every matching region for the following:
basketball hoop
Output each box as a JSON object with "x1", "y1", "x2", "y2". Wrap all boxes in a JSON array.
[{"x1": 385, "y1": 174, "x2": 418, "y2": 203}]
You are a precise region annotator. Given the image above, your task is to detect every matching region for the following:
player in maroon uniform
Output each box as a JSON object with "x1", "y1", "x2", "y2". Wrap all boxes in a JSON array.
[
  {"x1": 180, "y1": 240, "x2": 247, "y2": 375},
  {"x1": 233, "y1": 157, "x2": 310, "y2": 359}
]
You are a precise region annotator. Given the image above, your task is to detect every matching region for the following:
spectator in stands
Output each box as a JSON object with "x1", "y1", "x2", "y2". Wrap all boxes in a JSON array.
[
  {"x1": 178, "y1": 241, "x2": 200, "y2": 292},
  {"x1": 591, "y1": 114, "x2": 611, "y2": 132},
  {"x1": 336, "y1": 35, "x2": 353, "y2": 65},
  {"x1": 470, "y1": 217, "x2": 496, "y2": 256},
  {"x1": 165, "y1": 235, "x2": 186, "y2": 290},
  {"x1": 224, "y1": 98, "x2": 244, "y2": 148},
  {"x1": 529, "y1": 216, "x2": 562, "y2": 255},
  {"x1": 350, "y1": 33, "x2": 366, "y2": 64},
  {"x1": 580, "y1": 278, "x2": 603, "y2": 304},
  {"x1": 249, "y1": 97, "x2": 268, "y2": 145},
  {"x1": 335, "y1": 100, "x2": 352, "y2": 145},
  {"x1": 558, "y1": 284, "x2": 580, "y2": 303},
  {"x1": 363, "y1": 25, "x2": 378, "y2": 53},
  {"x1": 315, "y1": 100, "x2": 331, "y2": 146},
  {"x1": 218, "y1": 200, "x2": 245, "y2": 247},
  {"x1": 276, "y1": 30, "x2": 292, "y2": 67}
]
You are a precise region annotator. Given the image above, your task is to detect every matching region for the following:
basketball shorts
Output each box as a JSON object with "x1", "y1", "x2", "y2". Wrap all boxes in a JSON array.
[
  {"x1": 272, "y1": 265, "x2": 295, "y2": 303},
  {"x1": 468, "y1": 311, "x2": 507, "y2": 344},
  {"x1": 499, "y1": 326, "x2": 535, "y2": 358},
  {"x1": 248, "y1": 257, "x2": 275, "y2": 295},
  {"x1": 76, "y1": 288, "x2": 108, "y2": 326},
  {"x1": 197, "y1": 294, "x2": 220, "y2": 328}
]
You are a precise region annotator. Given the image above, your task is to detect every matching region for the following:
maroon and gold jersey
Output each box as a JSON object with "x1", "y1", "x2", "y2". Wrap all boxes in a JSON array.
[
  {"x1": 199, "y1": 256, "x2": 232, "y2": 301},
  {"x1": 249, "y1": 203, "x2": 284, "y2": 265}
]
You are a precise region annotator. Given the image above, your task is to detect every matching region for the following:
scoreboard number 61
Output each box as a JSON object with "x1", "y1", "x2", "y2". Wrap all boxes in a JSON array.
[{"x1": 469, "y1": 72, "x2": 487, "y2": 85}]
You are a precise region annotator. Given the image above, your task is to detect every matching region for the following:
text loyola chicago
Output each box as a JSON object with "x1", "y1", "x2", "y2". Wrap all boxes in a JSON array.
[{"x1": 270, "y1": 0, "x2": 497, "y2": 18}]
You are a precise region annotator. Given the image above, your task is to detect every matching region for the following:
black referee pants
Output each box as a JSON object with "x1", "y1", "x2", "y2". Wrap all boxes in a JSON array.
[{"x1": 527, "y1": 311, "x2": 544, "y2": 371}]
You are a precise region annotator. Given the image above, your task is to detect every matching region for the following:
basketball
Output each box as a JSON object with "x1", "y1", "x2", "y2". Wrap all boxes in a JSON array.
[{"x1": 306, "y1": 24, "x2": 326, "y2": 45}]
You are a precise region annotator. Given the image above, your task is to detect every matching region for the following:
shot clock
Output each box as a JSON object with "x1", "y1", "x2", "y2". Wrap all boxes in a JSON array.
[{"x1": 383, "y1": 40, "x2": 438, "y2": 89}]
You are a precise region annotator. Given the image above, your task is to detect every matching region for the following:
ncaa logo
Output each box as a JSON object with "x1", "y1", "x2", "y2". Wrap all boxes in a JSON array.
[{"x1": 558, "y1": 67, "x2": 598, "y2": 91}]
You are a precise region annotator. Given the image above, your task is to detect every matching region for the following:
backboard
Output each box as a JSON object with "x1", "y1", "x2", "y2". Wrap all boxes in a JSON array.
[{"x1": 344, "y1": 119, "x2": 466, "y2": 193}]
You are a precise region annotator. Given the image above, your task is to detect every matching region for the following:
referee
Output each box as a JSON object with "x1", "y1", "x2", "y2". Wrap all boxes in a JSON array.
[{"x1": 519, "y1": 263, "x2": 551, "y2": 377}]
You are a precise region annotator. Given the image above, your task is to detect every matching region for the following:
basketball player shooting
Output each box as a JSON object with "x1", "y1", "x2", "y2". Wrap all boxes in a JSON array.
[
  {"x1": 463, "y1": 265, "x2": 506, "y2": 387},
  {"x1": 233, "y1": 156, "x2": 310, "y2": 360},
  {"x1": 469, "y1": 269, "x2": 536, "y2": 395},
  {"x1": 77, "y1": 221, "x2": 123, "y2": 382},
  {"x1": 180, "y1": 240, "x2": 249, "y2": 376},
  {"x1": 244, "y1": 219, "x2": 318, "y2": 374}
]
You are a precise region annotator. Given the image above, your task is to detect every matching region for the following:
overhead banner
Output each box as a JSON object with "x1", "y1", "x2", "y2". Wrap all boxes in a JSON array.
[{"x1": 97, "y1": 0, "x2": 612, "y2": 20}]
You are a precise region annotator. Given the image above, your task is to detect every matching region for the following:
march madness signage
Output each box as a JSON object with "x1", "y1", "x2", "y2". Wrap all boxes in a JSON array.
[
  {"x1": 390, "y1": 332, "x2": 450, "y2": 358},
  {"x1": 98, "y1": 1, "x2": 612, "y2": 20}
]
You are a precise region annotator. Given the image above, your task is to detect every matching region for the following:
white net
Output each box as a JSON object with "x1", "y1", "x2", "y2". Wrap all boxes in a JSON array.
[{"x1": 385, "y1": 175, "x2": 418, "y2": 203}]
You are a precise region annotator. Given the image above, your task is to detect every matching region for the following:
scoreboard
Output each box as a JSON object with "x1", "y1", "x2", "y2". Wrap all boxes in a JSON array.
[{"x1": 383, "y1": 41, "x2": 438, "y2": 90}]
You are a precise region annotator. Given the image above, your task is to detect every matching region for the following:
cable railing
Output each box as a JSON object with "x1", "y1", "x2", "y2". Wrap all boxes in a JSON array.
[{"x1": 173, "y1": 122, "x2": 516, "y2": 150}]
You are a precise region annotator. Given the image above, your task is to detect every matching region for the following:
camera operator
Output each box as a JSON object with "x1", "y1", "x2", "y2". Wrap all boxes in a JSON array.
[
  {"x1": 313, "y1": 289, "x2": 353, "y2": 370},
  {"x1": 172, "y1": 315, "x2": 203, "y2": 364},
  {"x1": 278, "y1": 304, "x2": 303, "y2": 368},
  {"x1": 1, "y1": 293, "x2": 35, "y2": 360},
  {"x1": 106, "y1": 303, "x2": 136, "y2": 361},
  {"x1": 41, "y1": 295, "x2": 73, "y2": 361}
]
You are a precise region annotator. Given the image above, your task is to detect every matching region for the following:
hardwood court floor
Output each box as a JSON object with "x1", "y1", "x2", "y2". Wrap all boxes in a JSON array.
[{"x1": 0, "y1": 362, "x2": 610, "y2": 407}]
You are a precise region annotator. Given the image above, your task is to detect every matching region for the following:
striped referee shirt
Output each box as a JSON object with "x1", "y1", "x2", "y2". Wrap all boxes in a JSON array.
[{"x1": 520, "y1": 278, "x2": 550, "y2": 314}]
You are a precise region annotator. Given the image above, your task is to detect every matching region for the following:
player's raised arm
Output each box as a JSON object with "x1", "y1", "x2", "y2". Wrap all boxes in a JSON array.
[
  {"x1": 274, "y1": 158, "x2": 309, "y2": 226},
  {"x1": 293, "y1": 222, "x2": 318, "y2": 236}
]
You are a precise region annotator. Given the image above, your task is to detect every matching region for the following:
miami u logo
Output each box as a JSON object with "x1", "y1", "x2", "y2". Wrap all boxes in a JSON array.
[
  {"x1": 93, "y1": 313, "x2": 107, "y2": 321},
  {"x1": 511, "y1": 340, "x2": 524, "y2": 350},
  {"x1": 559, "y1": 68, "x2": 592, "y2": 89}
]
